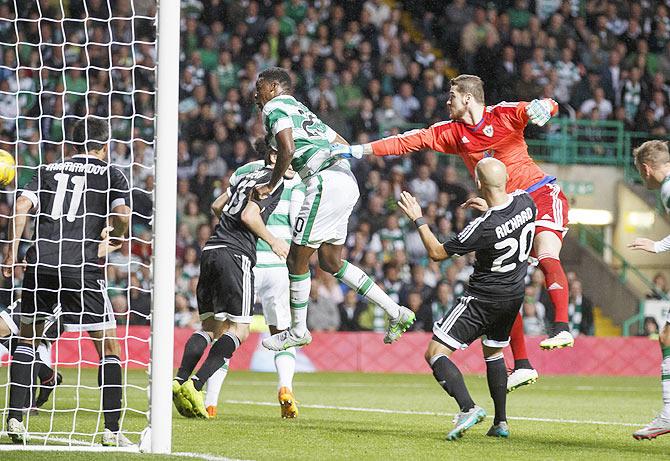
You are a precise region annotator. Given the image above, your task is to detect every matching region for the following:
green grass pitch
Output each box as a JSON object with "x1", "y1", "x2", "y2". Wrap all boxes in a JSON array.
[{"x1": 0, "y1": 369, "x2": 669, "y2": 460}]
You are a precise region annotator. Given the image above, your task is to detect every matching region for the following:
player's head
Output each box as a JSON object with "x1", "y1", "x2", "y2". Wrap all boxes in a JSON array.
[
  {"x1": 474, "y1": 157, "x2": 507, "y2": 193},
  {"x1": 633, "y1": 140, "x2": 670, "y2": 189},
  {"x1": 447, "y1": 74, "x2": 485, "y2": 120},
  {"x1": 255, "y1": 67, "x2": 292, "y2": 109},
  {"x1": 254, "y1": 138, "x2": 296, "y2": 178},
  {"x1": 71, "y1": 117, "x2": 109, "y2": 159}
]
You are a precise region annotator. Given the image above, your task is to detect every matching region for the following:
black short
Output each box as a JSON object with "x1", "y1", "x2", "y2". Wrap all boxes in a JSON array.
[
  {"x1": 21, "y1": 271, "x2": 115, "y2": 332},
  {"x1": 0, "y1": 300, "x2": 61, "y2": 341},
  {"x1": 432, "y1": 295, "x2": 523, "y2": 351},
  {"x1": 197, "y1": 246, "x2": 254, "y2": 324}
]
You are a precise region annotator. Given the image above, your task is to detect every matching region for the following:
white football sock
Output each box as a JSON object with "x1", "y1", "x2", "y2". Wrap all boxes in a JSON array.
[
  {"x1": 37, "y1": 342, "x2": 52, "y2": 368},
  {"x1": 275, "y1": 348, "x2": 296, "y2": 390},
  {"x1": 204, "y1": 360, "x2": 229, "y2": 408},
  {"x1": 662, "y1": 346, "x2": 670, "y2": 419},
  {"x1": 334, "y1": 261, "x2": 400, "y2": 319},
  {"x1": 289, "y1": 273, "x2": 311, "y2": 337}
]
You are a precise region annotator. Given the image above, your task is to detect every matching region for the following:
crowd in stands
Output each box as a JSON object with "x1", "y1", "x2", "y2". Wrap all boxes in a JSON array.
[{"x1": 7, "y1": 0, "x2": 665, "y2": 337}]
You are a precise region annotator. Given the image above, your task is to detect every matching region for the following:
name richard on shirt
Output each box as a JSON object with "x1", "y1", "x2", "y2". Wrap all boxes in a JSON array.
[{"x1": 495, "y1": 206, "x2": 534, "y2": 239}]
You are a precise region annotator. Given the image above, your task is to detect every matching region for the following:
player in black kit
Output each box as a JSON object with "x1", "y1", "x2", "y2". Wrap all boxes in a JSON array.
[
  {"x1": 172, "y1": 142, "x2": 288, "y2": 419},
  {"x1": 2, "y1": 117, "x2": 131, "y2": 446},
  {"x1": 398, "y1": 157, "x2": 536, "y2": 441}
]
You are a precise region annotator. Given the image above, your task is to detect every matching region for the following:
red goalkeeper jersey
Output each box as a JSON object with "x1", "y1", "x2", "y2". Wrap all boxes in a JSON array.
[{"x1": 370, "y1": 100, "x2": 558, "y2": 192}]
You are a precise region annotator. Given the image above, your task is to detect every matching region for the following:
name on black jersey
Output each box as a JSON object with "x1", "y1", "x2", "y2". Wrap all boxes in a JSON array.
[
  {"x1": 45, "y1": 162, "x2": 107, "y2": 175},
  {"x1": 495, "y1": 206, "x2": 534, "y2": 239}
]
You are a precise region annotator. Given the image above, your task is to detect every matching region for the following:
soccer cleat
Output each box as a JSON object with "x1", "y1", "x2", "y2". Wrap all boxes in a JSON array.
[
  {"x1": 179, "y1": 379, "x2": 209, "y2": 419},
  {"x1": 35, "y1": 371, "x2": 63, "y2": 408},
  {"x1": 206, "y1": 405, "x2": 217, "y2": 418},
  {"x1": 486, "y1": 421, "x2": 510, "y2": 438},
  {"x1": 7, "y1": 418, "x2": 29, "y2": 444},
  {"x1": 173, "y1": 379, "x2": 194, "y2": 418},
  {"x1": 262, "y1": 329, "x2": 312, "y2": 351},
  {"x1": 539, "y1": 330, "x2": 574, "y2": 350},
  {"x1": 507, "y1": 368, "x2": 538, "y2": 393},
  {"x1": 384, "y1": 306, "x2": 416, "y2": 344},
  {"x1": 633, "y1": 414, "x2": 670, "y2": 440},
  {"x1": 101, "y1": 429, "x2": 134, "y2": 447},
  {"x1": 278, "y1": 386, "x2": 299, "y2": 419},
  {"x1": 446, "y1": 405, "x2": 487, "y2": 441}
]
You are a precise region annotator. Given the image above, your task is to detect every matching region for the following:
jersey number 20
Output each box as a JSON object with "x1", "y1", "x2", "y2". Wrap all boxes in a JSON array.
[{"x1": 491, "y1": 222, "x2": 536, "y2": 273}]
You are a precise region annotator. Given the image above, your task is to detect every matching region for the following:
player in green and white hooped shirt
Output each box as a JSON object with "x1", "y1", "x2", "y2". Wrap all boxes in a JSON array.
[
  {"x1": 204, "y1": 144, "x2": 306, "y2": 418},
  {"x1": 629, "y1": 140, "x2": 670, "y2": 440},
  {"x1": 253, "y1": 67, "x2": 415, "y2": 351}
]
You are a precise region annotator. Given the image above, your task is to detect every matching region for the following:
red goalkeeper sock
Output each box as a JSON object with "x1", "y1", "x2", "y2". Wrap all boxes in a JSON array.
[
  {"x1": 509, "y1": 313, "x2": 531, "y2": 369},
  {"x1": 538, "y1": 256, "x2": 569, "y2": 325}
]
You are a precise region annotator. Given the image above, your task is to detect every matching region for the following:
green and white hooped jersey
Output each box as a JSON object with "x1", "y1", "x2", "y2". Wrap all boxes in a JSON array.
[
  {"x1": 662, "y1": 175, "x2": 670, "y2": 213},
  {"x1": 262, "y1": 95, "x2": 341, "y2": 179},
  {"x1": 229, "y1": 160, "x2": 305, "y2": 267}
]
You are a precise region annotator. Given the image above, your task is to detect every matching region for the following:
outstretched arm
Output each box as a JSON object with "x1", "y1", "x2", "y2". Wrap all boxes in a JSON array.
[
  {"x1": 256, "y1": 128, "x2": 294, "y2": 198},
  {"x1": 628, "y1": 235, "x2": 670, "y2": 254},
  {"x1": 397, "y1": 191, "x2": 449, "y2": 261}
]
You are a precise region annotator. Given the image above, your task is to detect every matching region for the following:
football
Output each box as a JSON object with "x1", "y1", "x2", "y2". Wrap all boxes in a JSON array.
[{"x1": 0, "y1": 149, "x2": 15, "y2": 186}]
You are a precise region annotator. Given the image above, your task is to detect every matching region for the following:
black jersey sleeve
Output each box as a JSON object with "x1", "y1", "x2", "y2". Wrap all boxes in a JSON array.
[
  {"x1": 443, "y1": 214, "x2": 489, "y2": 256},
  {"x1": 109, "y1": 167, "x2": 130, "y2": 209}
]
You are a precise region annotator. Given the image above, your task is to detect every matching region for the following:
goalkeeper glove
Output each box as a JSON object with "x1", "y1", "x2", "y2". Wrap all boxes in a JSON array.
[
  {"x1": 526, "y1": 99, "x2": 557, "y2": 127},
  {"x1": 330, "y1": 143, "x2": 365, "y2": 159}
]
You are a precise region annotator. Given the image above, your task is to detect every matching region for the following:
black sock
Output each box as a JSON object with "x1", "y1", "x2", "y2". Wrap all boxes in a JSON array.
[
  {"x1": 486, "y1": 354, "x2": 508, "y2": 425},
  {"x1": 553, "y1": 322, "x2": 569, "y2": 334},
  {"x1": 514, "y1": 358, "x2": 532, "y2": 370},
  {"x1": 8, "y1": 345, "x2": 35, "y2": 421},
  {"x1": 193, "y1": 333, "x2": 240, "y2": 391},
  {"x1": 37, "y1": 360, "x2": 55, "y2": 384},
  {"x1": 430, "y1": 354, "x2": 475, "y2": 412},
  {"x1": 176, "y1": 331, "x2": 210, "y2": 383},
  {"x1": 98, "y1": 355, "x2": 122, "y2": 432}
]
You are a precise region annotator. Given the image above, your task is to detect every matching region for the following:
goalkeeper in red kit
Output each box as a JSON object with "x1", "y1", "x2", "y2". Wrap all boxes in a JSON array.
[{"x1": 332, "y1": 74, "x2": 573, "y2": 391}]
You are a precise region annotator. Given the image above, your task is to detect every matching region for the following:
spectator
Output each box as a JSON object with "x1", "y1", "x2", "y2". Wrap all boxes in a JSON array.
[
  {"x1": 568, "y1": 280, "x2": 594, "y2": 336},
  {"x1": 461, "y1": 7, "x2": 499, "y2": 73},
  {"x1": 406, "y1": 289, "x2": 431, "y2": 332},
  {"x1": 338, "y1": 289, "x2": 368, "y2": 331},
  {"x1": 392, "y1": 82, "x2": 420, "y2": 121},
  {"x1": 409, "y1": 164, "x2": 438, "y2": 207},
  {"x1": 522, "y1": 301, "x2": 546, "y2": 336},
  {"x1": 334, "y1": 70, "x2": 363, "y2": 120},
  {"x1": 513, "y1": 61, "x2": 543, "y2": 100},
  {"x1": 642, "y1": 316, "x2": 660, "y2": 338},
  {"x1": 181, "y1": 200, "x2": 209, "y2": 237},
  {"x1": 429, "y1": 281, "x2": 453, "y2": 326},
  {"x1": 579, "y1": 87, "x2": 613, "y2": 120},
  {"x1": 648, "y1": 273, "x2": 670, "y2": 300},
  {"x1": 307, "y1": 278, "x2": 340, "y2": 332}
]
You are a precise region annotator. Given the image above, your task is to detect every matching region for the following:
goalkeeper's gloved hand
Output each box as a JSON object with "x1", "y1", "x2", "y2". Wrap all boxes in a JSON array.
[
  {"x1": 330, "y1": 143, "x2": 365, "y2": 159},
  {"x1": 526, "y1": 99, "x2": 557, "y2": 127}
]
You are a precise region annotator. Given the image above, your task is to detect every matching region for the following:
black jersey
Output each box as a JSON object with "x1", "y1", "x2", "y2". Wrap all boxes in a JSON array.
[
  {"x1": 443, "y1": 191, "x2": 537, "y2": 301},
  {"x1": 205, "y1": 167, "x2": 283, "y2": 264},
  {"x1": 20, "y1": 155, "x2": 130, "y2": 279}
]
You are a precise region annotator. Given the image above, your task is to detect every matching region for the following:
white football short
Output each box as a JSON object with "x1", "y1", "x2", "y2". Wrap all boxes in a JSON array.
[{"x1": 292, "y1": 161, "x2": 359, "y2": 248}]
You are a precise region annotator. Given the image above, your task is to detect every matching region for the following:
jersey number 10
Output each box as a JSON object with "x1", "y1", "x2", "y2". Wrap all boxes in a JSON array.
[{"x1": 51, "y1": 173, "x2": 85, "y2": 222}]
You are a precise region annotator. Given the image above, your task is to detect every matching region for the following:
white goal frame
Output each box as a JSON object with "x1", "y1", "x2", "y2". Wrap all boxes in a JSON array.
[{"x1": 0, "y1": 0, "x2": 180, "y2": 454}]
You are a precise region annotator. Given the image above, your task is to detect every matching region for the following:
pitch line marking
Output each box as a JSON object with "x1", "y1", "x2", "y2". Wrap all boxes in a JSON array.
[{"x1": 223, "y1": 399, "x2": 644, "y2": 427}]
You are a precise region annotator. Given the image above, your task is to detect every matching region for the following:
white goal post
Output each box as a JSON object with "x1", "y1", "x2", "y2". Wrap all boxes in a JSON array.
[{"x1": 0, "y1": 0, "x2": 179, "y2": 454}]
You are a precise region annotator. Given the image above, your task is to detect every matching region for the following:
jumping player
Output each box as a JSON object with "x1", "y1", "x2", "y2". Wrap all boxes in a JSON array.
[
  {"x1": 204, "y1": 142, "x2": 305, "y2": 419},
  {"x1": 628, "y1": 140, "x2": 670, "y2": 440},
  {"x1": 253, "y1": 67, "x2": 415, "y2": 351},
  {"x1": 3, "y1": 117, "x2": 131, "y2": 446},
  {"x1": 332, "y1": 74, "x2": 573, "y2": 388},
  {"x1": 172, "y1": 151, "x2": 288, "y2": 419},
  {"x1": 398, "y1": 158, "x2": 536, "y2": 440}
]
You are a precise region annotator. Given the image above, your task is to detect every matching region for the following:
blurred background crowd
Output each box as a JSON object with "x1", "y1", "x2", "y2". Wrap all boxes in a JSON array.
[{"x1": 7, "y1": 0, "x2": 670, "y2": 337}]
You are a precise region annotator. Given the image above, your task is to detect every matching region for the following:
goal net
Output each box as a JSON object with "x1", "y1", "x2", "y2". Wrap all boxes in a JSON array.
[{"x1": 0, "y1": 0, "x2": 178, "y2": 452}]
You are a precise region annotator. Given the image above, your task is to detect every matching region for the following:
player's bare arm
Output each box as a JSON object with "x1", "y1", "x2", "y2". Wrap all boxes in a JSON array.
[
  {"x1": 397, "y1": 191, "x2": 449, "y2": 261},
  {"x1": 257, "y1": 128, "x2": 294, "y2": 198},
  {"x1": 2, "y1": 195, "x2": 33, "y2": 278},
  {"x1": 109, "y1": 204, "x2": 131, "y2": 239},
  {"x1": 461, "y1": 196, "x2": 489, "y2": 212},
  {"x1": 628, "y1": 235, "x2": 670, "y2": 253},
  {"x1": 211, "y1": 191, "x2": 229, "y2": 218},
  {"x1": 240, "y1": 199, "x2": 289, "y2": 259}
]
